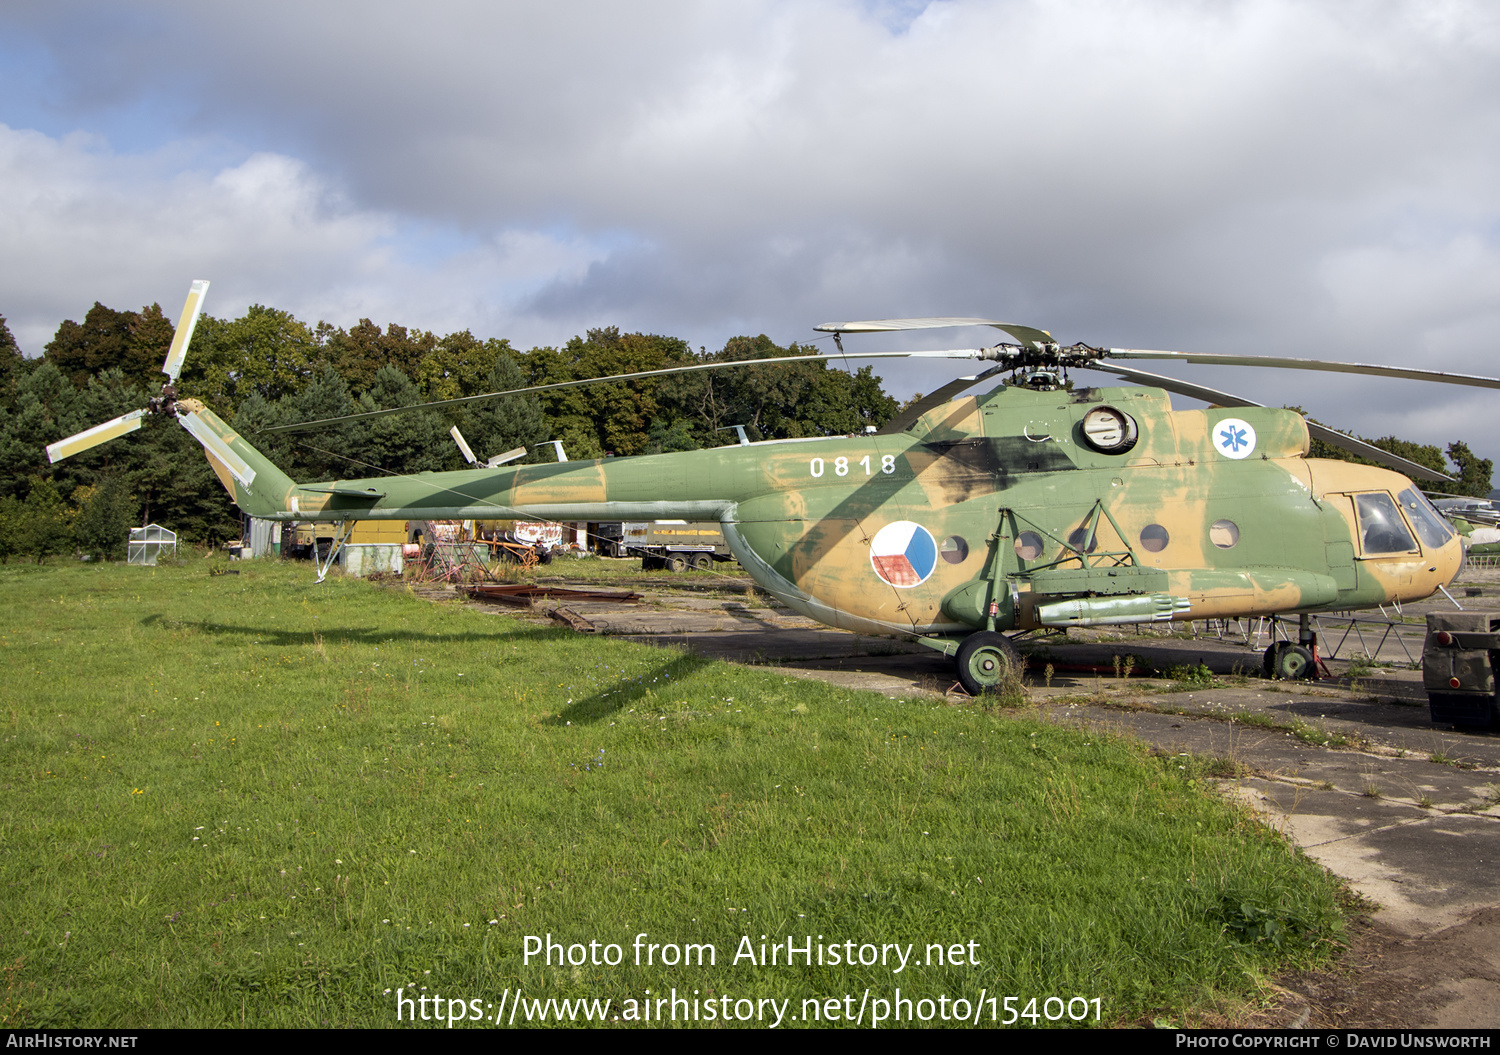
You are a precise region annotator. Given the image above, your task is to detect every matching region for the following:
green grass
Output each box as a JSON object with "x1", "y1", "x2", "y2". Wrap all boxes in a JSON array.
[
  {"x1": 0, "y1": 561, "x2": 1346, "y2": 1028},
  {"x1": 1166, "y1": 663, "x2": 1215, "y2": 689},
  {"x1": 1225, "y1": 711, "x2": 1356, "y2": 749}
]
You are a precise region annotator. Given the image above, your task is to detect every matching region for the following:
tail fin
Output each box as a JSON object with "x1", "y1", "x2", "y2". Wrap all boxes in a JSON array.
[{"x1": 175, "y1": 400, "x2": 296, "y2": 518}]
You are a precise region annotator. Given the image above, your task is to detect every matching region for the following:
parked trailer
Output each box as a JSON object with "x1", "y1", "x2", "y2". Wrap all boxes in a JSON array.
[{"x1": 622, "y1": 521, "x2": 733, "y2": 571}]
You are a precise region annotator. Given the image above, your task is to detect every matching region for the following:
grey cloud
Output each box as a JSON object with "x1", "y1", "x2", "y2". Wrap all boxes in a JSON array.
[{"x1": 2, "y1": 0, "x2": 1499, "y2": 458}]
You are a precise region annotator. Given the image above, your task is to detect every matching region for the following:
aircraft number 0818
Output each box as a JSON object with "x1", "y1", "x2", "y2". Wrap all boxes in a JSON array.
[{"x1": 810, "y1": 455, "x2": 898, "y2": 478}]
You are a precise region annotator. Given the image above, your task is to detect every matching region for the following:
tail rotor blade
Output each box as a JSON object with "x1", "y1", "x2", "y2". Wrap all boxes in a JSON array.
[
  {"x1": 44, "y1": 280, "x2": 211, "y2": 466},
  {"x1": 176, "y1": 407, "x2": 255, "y2": 486},
  {"x1": 46, "y1": 409, "x2": 148, "y2": 464},
  {"x1": 161, "y1": 279, "x2": 210, "y2": 382}
]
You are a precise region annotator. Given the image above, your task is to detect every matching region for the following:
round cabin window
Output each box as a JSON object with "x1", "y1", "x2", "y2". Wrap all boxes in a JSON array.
[
  {"x1": 1139, "y1": 524, "x2": 1170, "y2": 552},
  {"x1": 1014, "y1": 531, "x2": 1045, "y2": 560},
  {"x1": 1209, "y1": 519, "x2": 1240, "y2": 549},
  {"x1": 940, "y1": 535, "x2": 969, "y2": 564}
]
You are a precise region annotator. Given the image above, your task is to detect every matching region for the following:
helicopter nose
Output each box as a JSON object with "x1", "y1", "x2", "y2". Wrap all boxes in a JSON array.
[{"x1": 1434, "y1": 533, "x2": 1465, "y2": 593}]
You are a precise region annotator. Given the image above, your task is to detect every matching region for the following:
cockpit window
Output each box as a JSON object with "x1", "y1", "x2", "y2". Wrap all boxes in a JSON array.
[
  {"x1": 1399, "y1": 488, "x2": 1454, "y2": 549},
  {"x1": 1355, "y1": 492, "x2": 1417, "y2": 554}
]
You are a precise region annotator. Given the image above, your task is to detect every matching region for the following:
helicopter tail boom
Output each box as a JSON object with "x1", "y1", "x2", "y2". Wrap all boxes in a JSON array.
[{"x1": 173, "y1": 401, "x2": 298, "y2": 520}]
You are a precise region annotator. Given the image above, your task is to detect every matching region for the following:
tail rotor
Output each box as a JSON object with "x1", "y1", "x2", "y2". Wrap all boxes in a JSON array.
[{"x1": 45, "y1": 280, "x2": 210, "y2": 465}]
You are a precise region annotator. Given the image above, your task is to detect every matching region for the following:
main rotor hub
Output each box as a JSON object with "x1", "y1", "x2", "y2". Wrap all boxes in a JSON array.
[
  {"x1": 979, "y1": 342, "x2": 1107, "y2": 370},
  {"x1": 1018, "y1": 368, "x2": 1064, "y2": 390},
  {"x1": 979, "y1": 341, "x2": 1108, "y2": 391},
  {"x1": 146, "y1": 385, "x2": 178, "y2": 416}
]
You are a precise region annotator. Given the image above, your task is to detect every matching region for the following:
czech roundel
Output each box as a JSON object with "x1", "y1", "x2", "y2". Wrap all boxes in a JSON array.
[{"x1": 870, "y1": 521, "x2": 937, "y2": 588}]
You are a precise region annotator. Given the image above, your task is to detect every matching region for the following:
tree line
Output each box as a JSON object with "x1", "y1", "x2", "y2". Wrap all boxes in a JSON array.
[
  {"x1": 1295, "y1": 413, "x2": 1494, "y2": 502},
  {"x1": 0, "y1": 300, "x2": 899, "y2": 557},
  {"x1": 1, "y1": 298, "x2": 1491, "y2": 562}
]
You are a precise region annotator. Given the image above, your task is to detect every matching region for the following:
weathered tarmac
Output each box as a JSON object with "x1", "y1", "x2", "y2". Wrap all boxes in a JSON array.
[{"x1": 456, "y1": 560, "x2": 1500, "y2": 1026}]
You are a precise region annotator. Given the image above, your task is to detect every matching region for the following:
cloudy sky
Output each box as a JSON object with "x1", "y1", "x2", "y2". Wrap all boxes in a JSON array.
[{"x1": 3, "y1": 0, "x2": 1498, "y2": 463}]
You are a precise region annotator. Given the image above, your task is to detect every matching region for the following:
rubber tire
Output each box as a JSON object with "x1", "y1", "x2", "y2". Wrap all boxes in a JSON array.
[
  {"x1": 1272, "y1": 643, "x2": 1315, "y2": 680},
  {"x1": 1427, "y1": 691, "x2": 1500, "y2": 730},
  {"x1": 666, "y1": 556, "x2": 687, "y2": 573},
  {"x1": 1262, "y1": 642, "x2": 1284, "y2": 678},
  {"x1": 955, "y1": 631, "x2": 1022, "y2": 697},
  {"x1": 693, "y1": 554, "x2": 713, "y2": 571}
]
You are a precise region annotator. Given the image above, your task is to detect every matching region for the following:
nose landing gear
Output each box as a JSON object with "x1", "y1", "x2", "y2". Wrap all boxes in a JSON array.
[{"x1": 1263, "y1": 614, "x2": 1323, "y2": 680}]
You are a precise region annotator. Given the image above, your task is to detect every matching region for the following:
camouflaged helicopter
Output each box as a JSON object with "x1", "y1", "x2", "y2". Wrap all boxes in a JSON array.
[{"x1": 47, "y1": 284, "x2": 1500, "y2": 695}]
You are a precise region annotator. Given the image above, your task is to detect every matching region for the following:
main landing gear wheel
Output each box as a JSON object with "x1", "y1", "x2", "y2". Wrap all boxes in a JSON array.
[
  {"x1": 955, "y1": 631, "x2": 1022, "y2": 697},
  {"x1": 1264, "y1": 641, "x2": 1315, "y2": 680}
]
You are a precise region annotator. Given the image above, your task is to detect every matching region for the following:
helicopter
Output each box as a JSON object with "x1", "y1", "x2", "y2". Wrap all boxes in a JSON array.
[{"x1": 46, "y1": 283, "x2": 1500, "y2": 695}]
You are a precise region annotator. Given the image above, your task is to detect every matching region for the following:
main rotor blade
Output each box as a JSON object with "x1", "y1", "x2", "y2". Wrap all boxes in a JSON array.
[
  {"x1": 46, "y1": 409, "x2": 147, "y2": 464},
  {"x1": 161, "y1": 279, "x2": 210, "y2": 382},
  {"x1": 816, "y1": 317, "x2": 1056, "y2": 349},
  {"x1": 1097, "y1": 362, "x2": 1453, "y2": 483},
  {"x1": 487, "y1": 446, "x2": 527, "y2": 468},
  {"x1": 1105, "y1": 348, "x2": 1500, "y2": 390},
  {"x1": 876, "y1": 366, "x2": 1005, "y2": 435},
  {"x1": 259, "y1": 348, "x2": 1000, "y2": 435},
  {"x1": 449, "y1": 425, "x2": 478, "y2": 465}
]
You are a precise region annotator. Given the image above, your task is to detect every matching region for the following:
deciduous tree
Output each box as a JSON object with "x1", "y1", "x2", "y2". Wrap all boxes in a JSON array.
[{"x1": 183, "y1": 306, "x2": 317, "y2": 414}]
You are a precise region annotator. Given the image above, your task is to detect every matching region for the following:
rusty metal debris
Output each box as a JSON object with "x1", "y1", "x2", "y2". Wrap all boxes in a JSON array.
[
  {"x1": 461, "y1": 584, "x2": 642, "y2": 606},
  {"x1": 411, "y1": 541, "x2": 494, "y2": 584},
  {"x1": 548, "y1": 607, "x2": 597, "y2": 633}
]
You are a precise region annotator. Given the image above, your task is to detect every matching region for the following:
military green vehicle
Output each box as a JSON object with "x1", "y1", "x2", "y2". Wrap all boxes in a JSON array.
[
  {"x1": 1423, "y1": 612, "x2": 1500, "y2": 728},
  {"x1": 47, "y1": 287, "x2": 1496, "y2": 697}
]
